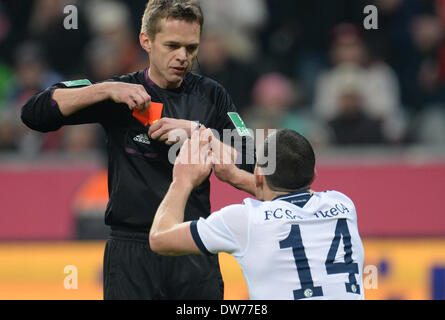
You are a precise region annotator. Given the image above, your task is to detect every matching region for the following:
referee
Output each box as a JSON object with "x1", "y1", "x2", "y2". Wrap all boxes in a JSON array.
[{"x1": 21, "y1": 0, "x2": 255, "y2": 300}]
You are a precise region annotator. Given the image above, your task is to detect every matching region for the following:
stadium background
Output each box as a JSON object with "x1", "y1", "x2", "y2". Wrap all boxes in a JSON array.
[{"x1": 0, "y1": 0, "x2": 444, "y2": 300}]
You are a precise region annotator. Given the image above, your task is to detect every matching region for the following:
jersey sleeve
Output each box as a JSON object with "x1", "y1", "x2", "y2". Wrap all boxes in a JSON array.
[
  {"x1": 20, "y1": 80, "x2": 124, "y2": 133},
  {"x1": 190, "y1": 204, "x2": 249, "y2": 256},
  {"x1": 213, "y1": 85, "x2": 256, "y2": 173}
]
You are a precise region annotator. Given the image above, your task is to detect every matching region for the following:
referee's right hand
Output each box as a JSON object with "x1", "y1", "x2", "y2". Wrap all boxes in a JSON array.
[{"x1": 107, "y1": 82, "x2": 152, "y2": 114}]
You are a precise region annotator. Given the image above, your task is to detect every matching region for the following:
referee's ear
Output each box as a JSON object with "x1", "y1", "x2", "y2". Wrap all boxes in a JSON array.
[{"x1": 140, "y1": 32, "x2": 152, "y2": 54}]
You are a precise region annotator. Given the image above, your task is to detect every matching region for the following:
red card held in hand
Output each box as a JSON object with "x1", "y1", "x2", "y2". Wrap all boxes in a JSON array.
[{"x1": 133, "y1": 102, "x2": 164, "y2": 126}]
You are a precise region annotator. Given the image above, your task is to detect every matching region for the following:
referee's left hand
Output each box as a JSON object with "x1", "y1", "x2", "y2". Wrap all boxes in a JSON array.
[{"x1": 148, "y1": 118, "x2": 200, "y2": 146}]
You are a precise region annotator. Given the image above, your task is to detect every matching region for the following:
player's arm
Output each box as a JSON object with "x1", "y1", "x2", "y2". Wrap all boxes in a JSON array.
[
  {"x1": 210, "y1": 134, "x2": 256, "y2": 196},
  {"x1": 149, "y1": 180, "x2": 201, "y2": 256},
  {"x1": 149, "y1": 127, "x2": 213, "y2": 256}
]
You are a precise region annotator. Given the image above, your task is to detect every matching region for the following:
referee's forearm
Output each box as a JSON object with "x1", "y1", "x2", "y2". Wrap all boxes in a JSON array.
[{"x1": 53, "y1": 83, "x2": 111, "y2": 116}]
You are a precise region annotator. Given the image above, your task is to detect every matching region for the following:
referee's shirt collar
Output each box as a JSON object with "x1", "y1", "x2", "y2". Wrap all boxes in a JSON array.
[{"x1": 144, "y1": 68, "x2": 186, "y2": 93}]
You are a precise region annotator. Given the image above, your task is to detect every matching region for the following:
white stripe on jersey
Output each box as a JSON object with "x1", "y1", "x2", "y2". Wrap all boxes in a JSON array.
[{"x1": 194, "y1": 190, "x2": 365, "y2": 300}]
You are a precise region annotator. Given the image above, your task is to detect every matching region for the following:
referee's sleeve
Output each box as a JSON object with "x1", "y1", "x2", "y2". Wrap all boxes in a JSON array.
[
  {"x1": 21, "y1": 81, "x2": 119, "y2": 132},
  {"x1": 214, "y1": 85, "x2": 256, "y2": 174},
  {"x1": 21, "y1": 84, "x2": 68, "y2": 132},
  {"x1": 190, "y1": 205, "x2": 246, "y2": 256}
]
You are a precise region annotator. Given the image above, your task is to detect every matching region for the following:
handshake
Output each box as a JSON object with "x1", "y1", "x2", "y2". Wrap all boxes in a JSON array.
[{"x1": 173, "y1": 126, "x2": 238, "y2": 190}]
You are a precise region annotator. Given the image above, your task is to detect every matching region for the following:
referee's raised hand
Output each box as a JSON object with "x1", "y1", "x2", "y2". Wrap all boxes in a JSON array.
[{"x1": 107, "y1": 82, "x2": 151, "y2": 113}]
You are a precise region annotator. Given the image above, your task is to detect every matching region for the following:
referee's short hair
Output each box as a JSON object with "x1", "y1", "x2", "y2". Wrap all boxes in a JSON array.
[
  {"x1": 141, "y1": 0, "x2": 204, "y2": 40},
  {"x1": 258, "y1": 130, "x2": 316, "y2": 192}
]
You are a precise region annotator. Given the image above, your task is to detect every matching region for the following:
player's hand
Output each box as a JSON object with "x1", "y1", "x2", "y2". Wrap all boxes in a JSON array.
[
  {"x1": 148, "y1": 118, "x2": 200, "y2": 146},
  {"x1": 209, "y1": 133, "x2": 238, "y2": 184},
  {"x1": 106, "y1": 82, "x2": 151, "y2": 114},
  {"x1": 173, "y1": 127, "x2": 213, "y2": 189}
]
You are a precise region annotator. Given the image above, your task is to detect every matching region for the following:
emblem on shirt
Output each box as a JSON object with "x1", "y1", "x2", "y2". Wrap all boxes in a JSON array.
[{"x1": 133, "y1": 134, "x2": 151, "y2": 145}]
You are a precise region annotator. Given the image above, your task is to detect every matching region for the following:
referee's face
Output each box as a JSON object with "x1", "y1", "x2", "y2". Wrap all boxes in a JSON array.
[{"x1": 141, "y1": 18, "x2": 201, "y2": 89}]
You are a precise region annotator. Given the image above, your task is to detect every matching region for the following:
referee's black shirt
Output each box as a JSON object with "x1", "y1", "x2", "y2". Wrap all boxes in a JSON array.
[{"x1": 21, "y1": 69, "x2": 255, "y2": 233}]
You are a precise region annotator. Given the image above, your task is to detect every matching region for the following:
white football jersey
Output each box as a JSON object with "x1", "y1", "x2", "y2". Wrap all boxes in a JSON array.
[{"x1": 190, "y1": 190, "x2": 365, "y2": 300}]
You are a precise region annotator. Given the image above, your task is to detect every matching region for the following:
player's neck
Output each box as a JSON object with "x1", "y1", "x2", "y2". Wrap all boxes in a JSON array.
[
  {"x1": 262, "y1": 189, "x2": 289, "y2": 201},
  {"x1": 265, "y1": 186, "x2": 313, "y2": 201}
]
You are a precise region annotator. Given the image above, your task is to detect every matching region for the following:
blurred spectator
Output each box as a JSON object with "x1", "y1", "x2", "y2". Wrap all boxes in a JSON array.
[
  {"x1": 412, "y1": 106, "x2": 445, "y2": 146},
  {"x1": 117, "y1": 0, "x2": 150, "y2": 38},
  {"x1": 259, "y1": 0, "x2": 370, "y2": 94},
  {"x1": 26, "y1": 0, "x2": 91, "y2": 78},
  {"x1": 257, "y1": 0, "x2": 300, "y2": 77},
  {"x1": 367, "y1": 0, "x2": 443, "y2": 112},
  {"x1": 85, "y1": 0, "x2": 145, "y2": 77},
  {"x1": 1, "y1": 41, "x2": 65, "y2": 155},
  {"x1": 84, "y1": 37, "x2": 122, "y2": 83},
  {"x1": 62, "y1": 124, "x2": 101, "y2": 156},
  {"x1": 0, "y1": 1, "x2": 33, "y2": 65},
  {"x1": 197, "y1": 32, "x2": 258, "y2": 113},
  {"x1": 418, "y1": 57, "x2": 445, "y2": 107},
  {"x1": 0, "y1": 3, "x2": 13, "y2": 106},
  {"x1": 243, "y1": 73, "x2": 296, "y2": 131},
  {"x1": 243, "y1": 72, "x2": 328, "y2": 149},
  {"x1": 411, "y1": 14, "x2": 445, "y2": 108},
  {"x1": 0, "y1": 108, "x2": 19, "y2": 151},
  {"x1": 0, "y1": 0, "x2": 443, "y2": 156},
  {"x1": 5, "y1": 42, "x2": 62, "y2": 107},
  {"x1": 0, "y1": 64, "x2": 12, "y2": 114},
  {"x1": 327, "y1": 74, "x2": 386, "y2": 145},
  {"x1": 314, "y1": 24, "x2": 407, "y2": 144},
  {"x1": 438, "y1": 0, "x2": 445, "y2": 86},
  {"x1": 412, "y1": 15, "x2": 443, "y2": 55},
  {"x1": 200, "y1": 0, "x2": 268, "y2": 62}
]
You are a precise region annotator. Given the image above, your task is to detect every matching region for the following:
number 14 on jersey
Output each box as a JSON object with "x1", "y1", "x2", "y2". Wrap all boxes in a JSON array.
[{"x1": 279, "y1": 218, "x2": 361, "y2": 299}]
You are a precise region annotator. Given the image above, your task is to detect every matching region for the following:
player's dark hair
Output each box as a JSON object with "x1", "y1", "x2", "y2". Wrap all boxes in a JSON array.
[
  {"x1": 258, "y1": 130, "x2": 315, "y2": 192},
  {"x1": 141, "y1": 0, "x2": 204, "y2": 39}
]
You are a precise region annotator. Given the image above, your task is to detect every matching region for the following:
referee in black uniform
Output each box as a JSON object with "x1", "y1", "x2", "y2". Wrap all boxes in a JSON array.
[{"x1": 21, "y1": 0, "x2": 255, "y2": 300}]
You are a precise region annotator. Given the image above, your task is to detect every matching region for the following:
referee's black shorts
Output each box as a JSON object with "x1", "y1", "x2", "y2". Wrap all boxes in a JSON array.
[{"x1": 103, "y1": 228, "x2": 224, "y2": 300}]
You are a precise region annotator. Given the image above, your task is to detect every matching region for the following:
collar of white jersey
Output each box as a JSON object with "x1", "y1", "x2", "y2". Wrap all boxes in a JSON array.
[{"x1": 273, "y1": 190, "x2": 312, "y2": 208}]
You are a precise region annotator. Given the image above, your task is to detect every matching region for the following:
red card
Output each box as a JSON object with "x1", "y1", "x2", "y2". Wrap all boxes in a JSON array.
[{"x1": 133, "y1": 102, "x2": 164, "y2": 126}]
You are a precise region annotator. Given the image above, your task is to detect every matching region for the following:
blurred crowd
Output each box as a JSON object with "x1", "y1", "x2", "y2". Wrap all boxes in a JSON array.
[{"x1": 0, "y1": 0, "x2": 444, "y2": 157}]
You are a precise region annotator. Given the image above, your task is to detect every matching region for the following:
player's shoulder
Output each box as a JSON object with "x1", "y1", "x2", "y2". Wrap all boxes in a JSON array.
[
  {"x1": 211, "y1": 198, "x2": 260, "y2": 218},
  {"x1": 242, "y1": 197, "x2": 263, "y2": 208},
  {"x1": 210, "y1": 203, "x2": 248, "y2": 219},
  {"x1": 207, "y1": 202, "x2": 251, "y2": 228},
  {"x1": 316, "y1": 190, "x2": 355, "y2": 206},
  {"x1": 219, "y1": 203, "x2": 248, "y2": 212}
]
